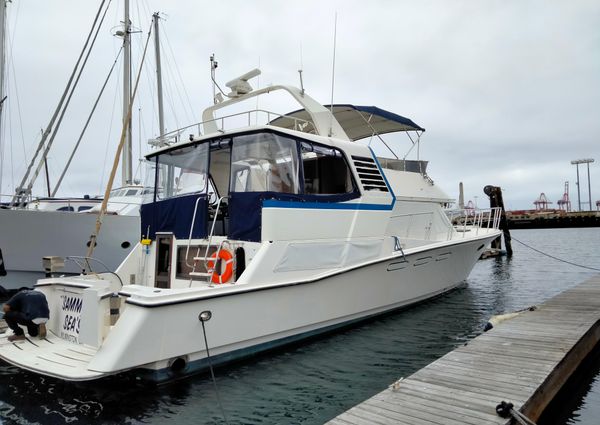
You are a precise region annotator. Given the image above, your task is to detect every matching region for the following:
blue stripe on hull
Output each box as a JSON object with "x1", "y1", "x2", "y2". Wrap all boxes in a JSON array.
[{"x1": 262, "y1": 199, "x2": 392, "y2": 211}]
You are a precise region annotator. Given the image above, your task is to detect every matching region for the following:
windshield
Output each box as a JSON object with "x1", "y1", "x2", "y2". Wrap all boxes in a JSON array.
[{"x1": 151, "y1": 142, "x2": 210, "y2": 201}]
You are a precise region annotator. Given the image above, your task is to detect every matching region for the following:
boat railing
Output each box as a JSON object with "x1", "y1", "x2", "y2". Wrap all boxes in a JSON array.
[
  {"x1": 446, "y1": 207, "x2": 502, "y2": 238},
  {"x1": 156, "y1": 109, "x2": 316, "y2": 145},
  {"x1": 184, "y1": 195, "x2": 210, "y2": 268},
  {"x1": 185, "y1": 195, "x2": 228, "y2": 285}
]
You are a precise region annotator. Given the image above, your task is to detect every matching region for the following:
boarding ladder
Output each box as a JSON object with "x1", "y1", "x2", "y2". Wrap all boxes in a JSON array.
[{"x1": 185, "y1": 196, "x2": 232, "y2": 285}]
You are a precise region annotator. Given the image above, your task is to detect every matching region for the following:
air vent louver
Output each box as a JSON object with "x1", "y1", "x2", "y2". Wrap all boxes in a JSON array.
[{"x1": 351, "y1": 156, "x2": 389, "y2": 192}]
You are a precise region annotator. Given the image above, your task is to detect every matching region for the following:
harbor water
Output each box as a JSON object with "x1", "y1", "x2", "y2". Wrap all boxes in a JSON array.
[{"x1": 0, "y1": 227, "x2": 599, "y2": 424}]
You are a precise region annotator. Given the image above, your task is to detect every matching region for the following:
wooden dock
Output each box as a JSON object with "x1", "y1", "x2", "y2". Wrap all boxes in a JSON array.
[{"x1": 328, "y1": 274, "x2": 600, "y2": 424}]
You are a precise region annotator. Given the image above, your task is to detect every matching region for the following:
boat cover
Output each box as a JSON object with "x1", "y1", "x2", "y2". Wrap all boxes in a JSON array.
[{"x1": 269, "y1": 104, "x2": 425, "y2": 141}]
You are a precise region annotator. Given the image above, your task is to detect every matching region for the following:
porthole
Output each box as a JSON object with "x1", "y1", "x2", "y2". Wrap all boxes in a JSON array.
[{"x1": 121, "y1": 241, "x2": 131, "y2": 249}]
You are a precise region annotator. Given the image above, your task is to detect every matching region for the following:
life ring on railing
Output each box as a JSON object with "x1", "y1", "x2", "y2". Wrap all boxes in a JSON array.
[{"x1": 208, "y1": 249, "x2": 234, "y2": 284}]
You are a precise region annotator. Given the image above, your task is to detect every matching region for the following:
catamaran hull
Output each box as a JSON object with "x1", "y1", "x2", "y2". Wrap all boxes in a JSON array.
[{"x1": 0, "y1": 209, "x2": 139, "y2": 289}]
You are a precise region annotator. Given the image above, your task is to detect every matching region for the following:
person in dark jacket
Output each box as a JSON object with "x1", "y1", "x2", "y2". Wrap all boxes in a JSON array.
[{"x1": 3, "y1": 289, "x2": 49, "y2": 341}]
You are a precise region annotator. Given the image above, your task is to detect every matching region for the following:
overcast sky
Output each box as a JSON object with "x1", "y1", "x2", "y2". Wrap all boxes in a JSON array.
[{"x1": 0, "y1": 0, "x2": 598, "y2": 210}]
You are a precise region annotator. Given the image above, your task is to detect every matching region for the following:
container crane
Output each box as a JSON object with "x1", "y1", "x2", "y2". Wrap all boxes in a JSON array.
[
  {"x1": 533, "y1": 193, "x2": 552, "y2": 211},
  {"x1": 557, "y1": 182, "x2": 571, "y2": 212}
]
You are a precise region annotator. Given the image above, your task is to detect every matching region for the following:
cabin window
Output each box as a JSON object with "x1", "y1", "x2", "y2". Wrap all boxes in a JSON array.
[
  {"x1": 78, "y1": 206, "x2": 93, "y2": 212},
  {"x1": 230, "y1": 133, "x2": 300, "y2": 194},
  {"x1": 57, "y1": 206, "x2": 74, "y2": 212},
  {"x1": 300, "y1": 142, "x2": 355, "y2": 194}
]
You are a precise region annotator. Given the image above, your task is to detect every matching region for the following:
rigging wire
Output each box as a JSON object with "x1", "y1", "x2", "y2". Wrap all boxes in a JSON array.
[
  {"x1": 131, "y1": 17, "x2": 158, "y2": 146},
  {"x1": 162, "y1": 24, "x2": 197, "y2": 123},
  {"x1": 1, "y1": 1, "x2": 27, "y2": 198},
  {"x1": 11, "y1": 0, "x2": 111, "y2": 205},
  {"x1": 86, "y1": 13, "x2": 154, "y2": 261},
  {"x1": 99, "y1": 60, "x2": 122, "y2": 195},
  {"x1": 52, "y1": 46, "x2": 124, "y2": 196},
  {"x1": 511, "y1": 236, "x2": 600, "y2": 272},
  {"x1": 162, "y1": 66, "x2": 181, "y2": 131},
  {"x1": 132, "y1": 105, "x2": 143, "y2": 183}
]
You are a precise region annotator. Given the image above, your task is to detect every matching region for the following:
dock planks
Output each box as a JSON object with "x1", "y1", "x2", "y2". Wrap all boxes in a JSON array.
[{"x1": 328, "y1": 274, "x2": 600, "y2": 424}]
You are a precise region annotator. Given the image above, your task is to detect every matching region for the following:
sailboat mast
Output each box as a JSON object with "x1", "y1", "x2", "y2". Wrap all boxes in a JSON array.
[
  {"x1": 121, "y1": 0, "x2": 132, "y2": 186},
  {"x1": 153, "y1": 12, "x2": 166, "y2": 145},
  {"x1": 0, "y1": 0, "x2": 7, "y2": 198}
]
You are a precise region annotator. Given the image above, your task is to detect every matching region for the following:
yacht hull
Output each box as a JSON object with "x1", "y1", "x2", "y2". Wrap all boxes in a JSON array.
[
  {"x1": 82, "y1": 233, "x2": 495, "y2": 381},
  {"x1": 0, "y1": 208, "x2": 139, "y2": 288},
  {"x1": 0, "y1": 233, "x2": 497, "y2": 381}
]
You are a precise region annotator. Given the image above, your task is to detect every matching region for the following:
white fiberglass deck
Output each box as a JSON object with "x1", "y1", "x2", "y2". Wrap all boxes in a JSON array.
[{"x1": 0, "y1": 330, "x2": 102, "y2": 381}]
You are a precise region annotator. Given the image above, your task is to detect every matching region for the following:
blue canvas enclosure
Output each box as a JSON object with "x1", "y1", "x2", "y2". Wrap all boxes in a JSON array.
[{"x1": 140, "y1": 194, "x2": 208, "y2": 240}]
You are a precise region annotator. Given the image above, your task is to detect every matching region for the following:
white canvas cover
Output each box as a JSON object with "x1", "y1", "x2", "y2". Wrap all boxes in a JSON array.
[{"x1": 274, "y1": 239, "x2": 382, "y2": 272}]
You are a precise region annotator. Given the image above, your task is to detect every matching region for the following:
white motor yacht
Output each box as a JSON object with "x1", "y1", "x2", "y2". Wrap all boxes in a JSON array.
[{"x1": 0, "y1": 70, "x2": 501, "y2": 381}]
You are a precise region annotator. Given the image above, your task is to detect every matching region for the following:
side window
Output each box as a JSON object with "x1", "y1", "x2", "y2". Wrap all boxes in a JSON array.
[
  {"x1": 230, "y1": 133, "x2": 300, "y2": 194},
  {"x1": 78, "y1": 206, "x2": 93, "y2": 212},
  {"x1": 57, "y1": 206, "x2": 75, "y2": 212},
  {"x1": 300, "y1": 142, "x2": 355, "y2": 194}
]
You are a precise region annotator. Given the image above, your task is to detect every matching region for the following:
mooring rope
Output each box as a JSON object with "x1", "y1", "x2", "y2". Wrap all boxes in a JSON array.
[
  {"x1": 511, "y1": 236, "x2": 600, "y2": 272},
  {"x1": 200, "y1": 313, "x2": 230, "y2": 425}
]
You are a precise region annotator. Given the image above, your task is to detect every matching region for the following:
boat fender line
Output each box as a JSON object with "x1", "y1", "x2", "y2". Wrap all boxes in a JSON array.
[
  {"x1": 484, "y1": 306, "x2": 537, "y2": 331},
  {"x1": 208, "y1": 249, "x2": 234, "y2": 284},
  {"x1": 496, "y1": 401, "x2": 537, "y2": 425}
]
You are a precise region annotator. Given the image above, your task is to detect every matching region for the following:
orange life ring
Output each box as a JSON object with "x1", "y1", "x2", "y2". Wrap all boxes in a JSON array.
[{"x1": 207, "y1": 249, "x2": 234, "y2": 284}]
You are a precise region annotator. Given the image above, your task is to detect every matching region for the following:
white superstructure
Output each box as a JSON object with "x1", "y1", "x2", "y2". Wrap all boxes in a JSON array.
[{"x1": 0, "y1": 70, "x2": 501, "y2": 381}]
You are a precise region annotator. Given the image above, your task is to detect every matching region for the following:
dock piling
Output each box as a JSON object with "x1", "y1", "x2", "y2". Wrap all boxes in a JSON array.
[{"x1": 484, "y1": 185, "x2": 513, "y2": 257}]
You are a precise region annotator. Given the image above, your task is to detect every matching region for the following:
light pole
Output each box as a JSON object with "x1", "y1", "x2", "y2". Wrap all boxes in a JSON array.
[{"x1": 571, "y1": 159, "x2": 594, "y2": 211}]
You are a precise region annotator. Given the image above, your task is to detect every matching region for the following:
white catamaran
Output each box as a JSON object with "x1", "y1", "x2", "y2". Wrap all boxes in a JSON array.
[{"x1": 0, "y1": 67, "x2": 501, "y2": 381}]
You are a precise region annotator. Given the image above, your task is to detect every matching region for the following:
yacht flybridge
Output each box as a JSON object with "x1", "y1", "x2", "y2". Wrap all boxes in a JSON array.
[{"x1": 0, "y1": 69, "x2": 502, "y2": 381}]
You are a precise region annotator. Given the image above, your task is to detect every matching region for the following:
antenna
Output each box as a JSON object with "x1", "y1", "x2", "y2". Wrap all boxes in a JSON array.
[
  {"x1": 329, "y1": 12, "x2": 338, "y2": 137},
  {"x1": 256, "y1": 56, "x2": 261, "y2": 124},
  {"x1": 298, "y1": 44, "x2": 305, "y2": 95},
  {"x1": 210, "y1": 54, "x2": 219, "y2": 104}
]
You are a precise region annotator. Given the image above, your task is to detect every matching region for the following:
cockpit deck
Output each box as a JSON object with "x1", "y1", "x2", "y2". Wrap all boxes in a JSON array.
[{"x1": 0, "y1": 329, "x2": 103, "y2": 381}]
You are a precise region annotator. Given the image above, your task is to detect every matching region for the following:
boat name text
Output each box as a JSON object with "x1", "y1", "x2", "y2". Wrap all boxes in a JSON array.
[{"x1": 59, "y1": 295, "x2": 82, "y2": 343}]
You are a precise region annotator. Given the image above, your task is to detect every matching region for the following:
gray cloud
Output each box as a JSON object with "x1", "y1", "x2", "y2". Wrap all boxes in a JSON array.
[{"x1": 1, "y1": 0, "x2": 598, "y2": 210}]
